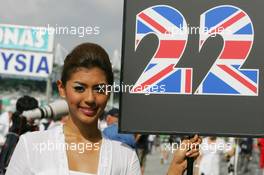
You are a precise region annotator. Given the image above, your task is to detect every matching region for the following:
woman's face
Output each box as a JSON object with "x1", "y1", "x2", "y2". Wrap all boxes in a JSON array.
[{"x1": 57, "y1": 67, "x2": 110, "y2": 125}]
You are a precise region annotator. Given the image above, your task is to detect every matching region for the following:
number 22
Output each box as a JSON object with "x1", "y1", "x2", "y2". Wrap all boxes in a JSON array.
[{"x1": 131, "y1": 5, "x2": 258, "y2": 96}]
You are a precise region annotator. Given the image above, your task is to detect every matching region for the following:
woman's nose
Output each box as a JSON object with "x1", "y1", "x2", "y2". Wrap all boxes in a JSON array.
[{"x1": 84, "y1": 89, "x2": 96, "y2": 106}]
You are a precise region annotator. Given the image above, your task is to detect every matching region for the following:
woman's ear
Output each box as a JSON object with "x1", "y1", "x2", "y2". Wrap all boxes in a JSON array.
[{"x1": 57, "y1": 80, "x2": 66, "y2": 98}]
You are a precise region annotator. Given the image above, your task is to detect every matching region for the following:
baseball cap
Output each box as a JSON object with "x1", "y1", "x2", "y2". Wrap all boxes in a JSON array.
[{"x1": 106, "y1": 108, "x2": 119, "y2": 118}]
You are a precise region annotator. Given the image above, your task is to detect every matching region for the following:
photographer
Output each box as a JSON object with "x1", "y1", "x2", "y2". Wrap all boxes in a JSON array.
[{"x1": 0, "y1": 95, "x2": 38, "y2": 174}]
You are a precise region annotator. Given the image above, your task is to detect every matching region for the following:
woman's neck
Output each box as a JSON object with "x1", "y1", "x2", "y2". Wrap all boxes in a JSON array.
[{"x1": 64, "y1": 116, "x2": 102, "y2": 143}]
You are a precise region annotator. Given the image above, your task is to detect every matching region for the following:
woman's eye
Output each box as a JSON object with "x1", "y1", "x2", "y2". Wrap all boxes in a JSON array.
[{"x1": 74, "y1": 86, "x2": 85, "y2": 92}]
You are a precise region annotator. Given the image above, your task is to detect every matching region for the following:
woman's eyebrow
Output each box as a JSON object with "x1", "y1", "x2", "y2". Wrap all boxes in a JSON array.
[
  {"x1": 73, "y1": 81, "x2": 87, "y2": 86},
  {"x1": 73, "y1": 82, "x2": 107, "y2": 87}
]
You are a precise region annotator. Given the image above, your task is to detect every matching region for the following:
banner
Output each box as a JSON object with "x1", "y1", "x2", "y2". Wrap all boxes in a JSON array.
[
  {"x1": 0, "y1": 49, "x2": 53, "y2": 78},
  {"x1": 0, "y1": 24, "x2": 54, "y2": 78},
  {"x1": 0, "y1": 24, "x2": 54, "y2": 52}
]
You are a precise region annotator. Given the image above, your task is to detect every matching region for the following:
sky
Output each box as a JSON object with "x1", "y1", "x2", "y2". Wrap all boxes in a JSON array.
[{"x1": 0, "y1": 0, "x2": 124, "y2": 64}]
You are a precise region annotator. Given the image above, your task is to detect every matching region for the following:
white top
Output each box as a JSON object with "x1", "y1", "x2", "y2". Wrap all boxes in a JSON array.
[
  {"x1": 69, "y1": 170, "x2": 95, "y2": 175},
  {"x1": 6, "y1": 124, "x2": 141, "y2": 175}
]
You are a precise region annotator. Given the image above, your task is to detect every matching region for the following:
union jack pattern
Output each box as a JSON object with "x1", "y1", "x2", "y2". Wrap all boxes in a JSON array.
[
  {"x1": 195, "y1": 5, "x2": 259, "y2": 96},
  {"x1": 131, "y1": 5, "x2": 192, "y2": 94}
]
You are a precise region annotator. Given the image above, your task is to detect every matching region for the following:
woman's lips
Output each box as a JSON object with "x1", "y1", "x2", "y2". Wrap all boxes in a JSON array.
[{"x1": 79, "y1": 107, "x2": 96, "y2": 116}]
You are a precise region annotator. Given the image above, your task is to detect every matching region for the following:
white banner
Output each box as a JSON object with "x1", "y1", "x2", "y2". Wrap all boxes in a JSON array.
[{"x1": 0, "y1": 49, "x2": 53, "y2": 78}]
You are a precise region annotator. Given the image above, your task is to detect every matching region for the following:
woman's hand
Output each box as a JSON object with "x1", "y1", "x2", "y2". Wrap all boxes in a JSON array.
[{"x1": 167, "y1": 135, "x2": 202, "y2": 175}]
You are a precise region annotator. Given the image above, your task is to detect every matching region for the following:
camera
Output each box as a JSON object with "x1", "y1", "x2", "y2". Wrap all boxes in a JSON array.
[{"x1": 22, "y1": 99, "x2": 69, "y2": 120}]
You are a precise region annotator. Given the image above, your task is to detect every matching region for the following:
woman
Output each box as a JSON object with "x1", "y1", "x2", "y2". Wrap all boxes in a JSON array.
[{"x1": 6, "y1": 43, "x2": 201, "y2": 175}]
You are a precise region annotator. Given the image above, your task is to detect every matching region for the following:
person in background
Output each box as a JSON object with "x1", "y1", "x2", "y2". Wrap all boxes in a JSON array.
[
  {"x1": 160, "y1": 135, "x2": 170, "y2": 164},
  {"x1": 154, "y1": 135, "x2": 161, "y2": 153},
  {"x1": 147, "y1": 135, "x2": 156, "y2": 154},
  {"x1": 198, "y1": 137, "x2": 222, "y2": 175},
  {"x1": 238, "y1": 138, "x2": 253, "y2": 173},
  {"x1": 103, "y1": 108, "x2": 136, "y2": 148},
  {"x1": 258, "y1": 138, "x2": 264, "y2": 175},
  {"x1": 0, "y1": 95, "x2": 38, "y2": 174},
  {"x1": 225, "y1": 138, "x2": 236, "y2": 175},
  {"x1": 0, "y1": 110, "x2": 12, "y2": 148},
  {"x1": 135, "y1": 134, "x2": 149, "y2": 175}
]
